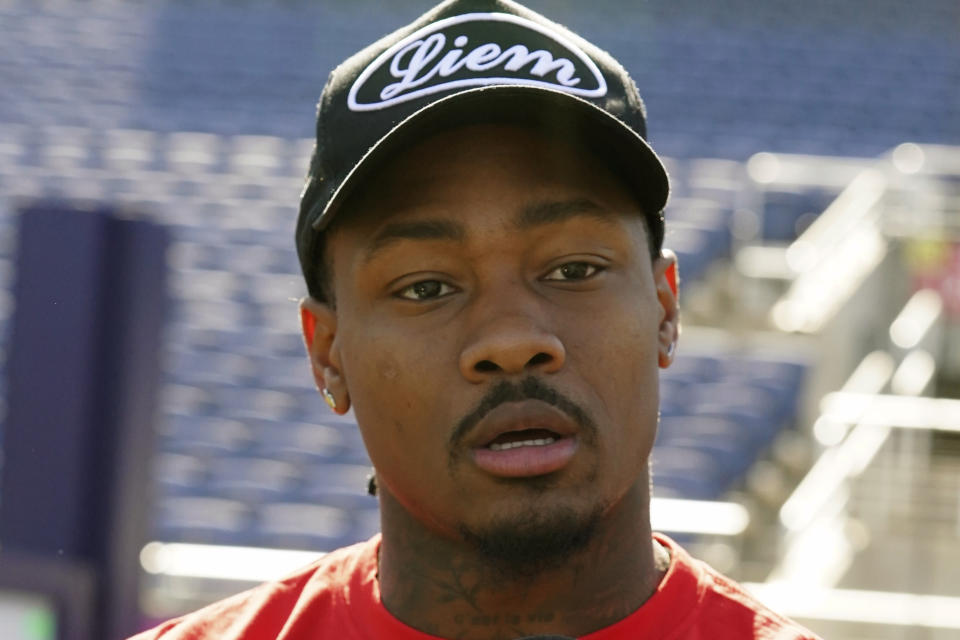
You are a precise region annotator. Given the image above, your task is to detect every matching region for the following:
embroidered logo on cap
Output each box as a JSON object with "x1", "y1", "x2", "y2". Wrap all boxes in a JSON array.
[{"x1": 348, "y1": 12, "x2": 608, "y2": 112}]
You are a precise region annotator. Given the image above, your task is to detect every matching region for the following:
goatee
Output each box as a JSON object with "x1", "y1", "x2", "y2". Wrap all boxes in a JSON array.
[{"x1": 458, "y1": 502, "x2": 606, "y2": 580}]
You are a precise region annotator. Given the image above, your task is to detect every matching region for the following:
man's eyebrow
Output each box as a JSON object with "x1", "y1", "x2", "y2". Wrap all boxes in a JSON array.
[
  {"x1": 514, "y1": 198, "x2": 617, "y2": 229},
  {"x1": 363, "y1": 218, "x2": 465, "y2": 263}
]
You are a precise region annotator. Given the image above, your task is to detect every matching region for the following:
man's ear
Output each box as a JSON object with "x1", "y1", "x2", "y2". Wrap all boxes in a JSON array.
[
  {"x1": 300, "y1": 296, "x2": 350, "y2": 414},
  {"x1": 654, "y1": 250, "x2": 680, "y2": 369}
]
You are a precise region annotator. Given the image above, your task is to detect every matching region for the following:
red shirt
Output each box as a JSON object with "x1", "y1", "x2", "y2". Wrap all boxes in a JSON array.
[{"x1": 131, "y1": 534, "x2": 820, "y2": 639}]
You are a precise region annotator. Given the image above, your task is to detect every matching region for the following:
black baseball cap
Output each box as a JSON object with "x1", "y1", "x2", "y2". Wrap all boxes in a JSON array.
[{"x1": 297, "y1": 0, "x2": 670, "y2": 296}]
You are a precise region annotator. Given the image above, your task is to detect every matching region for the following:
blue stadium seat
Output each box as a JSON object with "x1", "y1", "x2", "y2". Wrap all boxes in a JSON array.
[
  {"x1": 760, "y1": 189, "x2": 835, "y2": 242},
  {"x1": 301, "y1": 463, "x2": 375, "y2": 500},
  {"x1": 662, "y1": 354, "x2": 721, "y2": 384},
  {"x1": 253, "y1": 502, "x2": 355, "y2": 551},
  {"x1": 205, "y1": 455, "x2": 303, "y2": 504},
  {"x1": 651, "y1": 446, "x2": 726, "y2": 500},
  {"x1": 657, "y1": 377, "x2": 692, "y2": 418},
  {"x1": 158, "y1": 415, "x2": 255, "y2": 458},
  {"x1": 154, "y1": 452, "x2": 211, "y2": 498},
  {"x1": 251, "y1": 420, "x2": 347, "y2": 466},
  {"x1": 658, "y1": 416, "x2": 757, "y2": 488},
  {"x1": 154, "y1": 496, "x2": 255, "y2": 546},
  {"x1": 353, "y1": 506, "x2": 382, "y2": 541}
]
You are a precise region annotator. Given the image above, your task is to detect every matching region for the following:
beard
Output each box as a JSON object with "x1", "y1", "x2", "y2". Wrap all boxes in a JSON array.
[
  {"x1": 457, "y1": 500, "x2": 607, "y2": 580},
  {"x1": 448, "y1": 376, "x2": 609, "y2": 578}
]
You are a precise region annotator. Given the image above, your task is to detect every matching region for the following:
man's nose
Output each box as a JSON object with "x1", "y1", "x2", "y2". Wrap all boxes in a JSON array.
[{"x1": 458, "y1": 304, "x2": 566, "y2": 383}]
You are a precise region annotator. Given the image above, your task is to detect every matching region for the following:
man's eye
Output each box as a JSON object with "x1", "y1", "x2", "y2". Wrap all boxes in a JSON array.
[
  {"x1": 397, "y1": 280, "x2": 454, "y2": 301},
  {"x1": 543, "y1": 262, "x2": 601, "y2": 281}
]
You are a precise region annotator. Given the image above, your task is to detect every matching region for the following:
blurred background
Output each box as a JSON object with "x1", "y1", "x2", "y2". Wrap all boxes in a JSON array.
[{"x1": 0, "y1": 0, "x2": 958, "y2": 638}]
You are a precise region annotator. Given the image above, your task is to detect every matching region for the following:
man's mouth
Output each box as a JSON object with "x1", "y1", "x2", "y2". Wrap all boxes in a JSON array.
[
  {"x1": 468, "y1": 402, "x2": 580, "y2": 478},
  {"x1": 485, "y1": 428, "x2": 560, "y2": 451}
]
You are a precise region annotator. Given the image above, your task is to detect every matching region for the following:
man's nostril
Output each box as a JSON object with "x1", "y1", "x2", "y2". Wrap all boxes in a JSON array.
[
  {"x1": 475, "y1": 360, "x2": 500, "y2": 373},
  {"x1": 527, "y1": 352, "x2": 552, "y2": 367}
]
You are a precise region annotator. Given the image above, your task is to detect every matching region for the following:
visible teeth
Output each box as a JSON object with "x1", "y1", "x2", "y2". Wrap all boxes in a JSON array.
[{"x1": 489, "y1": 437, "x2": 556, "y2": 451}]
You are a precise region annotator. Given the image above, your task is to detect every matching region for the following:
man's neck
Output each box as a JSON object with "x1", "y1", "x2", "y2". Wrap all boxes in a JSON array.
[{"x1": 376, "y1": 483, "x2": 668, "y2": 639}]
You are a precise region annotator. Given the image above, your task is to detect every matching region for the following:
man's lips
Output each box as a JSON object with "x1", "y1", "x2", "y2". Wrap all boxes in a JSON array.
[
  {"x1": 467, "y1": 399, "x2": 579, "y2": 448},
  {"x1": 467, "y1": 400, "x2": 580, "y2": 478}
]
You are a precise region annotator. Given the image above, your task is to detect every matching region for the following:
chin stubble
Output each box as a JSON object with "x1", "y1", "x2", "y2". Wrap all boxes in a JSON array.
[
  {"x1": 449, "y1": 377, "x2": 606, "y2": 578},
  {"x1": 457, "y1": 501, "x2": 607, "y2": 580}
]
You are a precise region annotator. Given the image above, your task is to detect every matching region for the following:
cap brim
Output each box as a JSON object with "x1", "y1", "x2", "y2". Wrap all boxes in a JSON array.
[{"x1": 311, "y1": 85, "x2": 669, "y2": 231}]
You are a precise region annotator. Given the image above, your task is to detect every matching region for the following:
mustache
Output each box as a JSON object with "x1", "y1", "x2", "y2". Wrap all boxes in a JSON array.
[{"x1": 449, "y1": 376, "x2": 596, "y2": 450}]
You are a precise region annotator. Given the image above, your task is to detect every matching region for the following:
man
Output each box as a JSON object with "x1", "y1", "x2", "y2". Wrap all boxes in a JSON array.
[{"x1": 134, "y1": 0, "x2": 820, "y2": 638}]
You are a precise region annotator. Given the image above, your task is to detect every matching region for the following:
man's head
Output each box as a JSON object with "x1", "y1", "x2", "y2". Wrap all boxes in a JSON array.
[
  {"x1": 302, "y1": 122, "x2": 678, "y2": 574},
  {"x1": 296, "y1": 0, "x2": 670, "y2": 304},
  {"x1": 297, "y1": 0, "x2": 679, "y2": 575}
]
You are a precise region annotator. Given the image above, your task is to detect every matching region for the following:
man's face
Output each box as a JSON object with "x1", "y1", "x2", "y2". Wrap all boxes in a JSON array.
[{"x1": 311, "y1": 123, "x2": 676, "y2": 558}]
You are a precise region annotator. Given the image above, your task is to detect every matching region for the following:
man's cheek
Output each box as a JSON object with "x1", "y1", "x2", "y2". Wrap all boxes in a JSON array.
[{"x1": 377, "y1": 352, "x2": 402, "y2": 381}]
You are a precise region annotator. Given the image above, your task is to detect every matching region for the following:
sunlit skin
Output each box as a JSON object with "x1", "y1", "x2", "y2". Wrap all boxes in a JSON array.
[{"x1": 301, "y1": 123, "x2": 680, "y2": 639}]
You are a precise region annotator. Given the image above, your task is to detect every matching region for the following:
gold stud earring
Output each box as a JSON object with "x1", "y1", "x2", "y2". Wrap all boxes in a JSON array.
[{"x1": 321, "y1": 387, "x2": 337, "y2": 411}]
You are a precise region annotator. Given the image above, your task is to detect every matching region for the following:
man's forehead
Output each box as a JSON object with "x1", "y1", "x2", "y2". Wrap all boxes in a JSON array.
[{"x1": 349, "y1": 199, "x2": 643, "y2": 273}]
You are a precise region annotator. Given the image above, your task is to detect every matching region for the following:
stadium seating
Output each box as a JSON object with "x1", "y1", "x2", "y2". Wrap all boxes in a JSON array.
[
  {"x1": 0, "y1": 119, "x2": 798, "y2": 546},
  {"x1": 654, "y1": 354, "x2": 807, "y2": 499},
  {"x1": 0, "y1": 0, "x2": 954, "y2": 552},
  {"x1": 0, "y1": 1, "x2": 956, "y2": 158}
]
